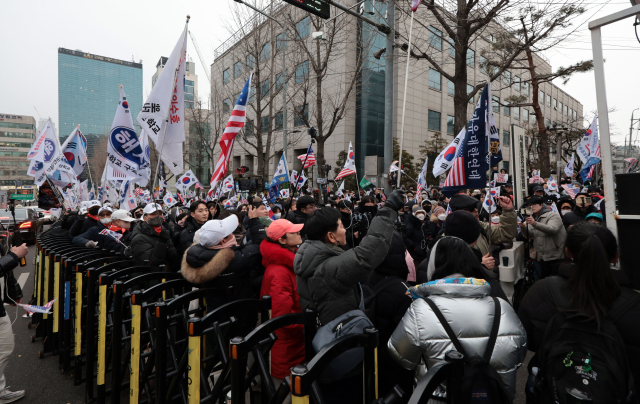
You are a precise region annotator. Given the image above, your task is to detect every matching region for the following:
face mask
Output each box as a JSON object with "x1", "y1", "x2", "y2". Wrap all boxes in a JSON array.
[
  {"x1": 561, "y1": 210, "x2": 570, "y2": 216},
  {"x1": 274, "y1": 213, "x2": 282, "y2": 219},
  {"x1": 88, "y1": 208, "x2": 100, "y2": 216},
  {"x1": 100, "y1": 217, "x2": 112, "y2": 224},
  {"x1": 415, "y1": 213, "x2": 425, "y2": 221},
  {"x1": 491, "y1": 216, "x2": 500, "y2": 224},
  {"x1": 438, "y1": 214, "x2": 446, "y2": 221},
  {"x1": 148, "y1": 216, "x2": 163, "y2": 227}
]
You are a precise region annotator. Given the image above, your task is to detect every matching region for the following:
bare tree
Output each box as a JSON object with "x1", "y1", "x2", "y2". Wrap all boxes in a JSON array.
[{"x1": 185, "y1": 99, "x2": 215, "y2": 182}]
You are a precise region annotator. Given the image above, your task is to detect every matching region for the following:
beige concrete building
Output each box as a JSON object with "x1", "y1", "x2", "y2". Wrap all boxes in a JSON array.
[
  {"x1": 0, "y1": 113, "x2": 37, "y2": 192},
  {"x1": 210, "y1": 0, "x2": 584, "y2": 187}
]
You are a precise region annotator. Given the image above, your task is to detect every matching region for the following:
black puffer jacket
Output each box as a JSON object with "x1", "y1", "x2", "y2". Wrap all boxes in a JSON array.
[
  {"x1": 518, "y1": 263, "x2": 640, "y2": 393},
  {"x1": 366, "y1": 232, "x2": 413, "y2": 397},
  {"x1": 71, "y1": 222, "x2": 126, "y2": 254},
  {"x1": 562, "y1": 205, "x2": 597, "y2": 227},
  {"x1": 291, "y1": 210, "x2": 311, "y2": 238},
  {"x1": 177, "y1": 216, "x2": 203, "y2": 258},
  {"x1": 129, "y1": 221, "x2": 180, "y2": 270},
  {"x1": 69, "y1": 214, "x2": 100, "y2": 238},
  {"x1": 403, "y1": 213, "x2": 431, "y2": 261},
  {"x1": 0, "y1": 252, "x2": 23, "y2": 317}
]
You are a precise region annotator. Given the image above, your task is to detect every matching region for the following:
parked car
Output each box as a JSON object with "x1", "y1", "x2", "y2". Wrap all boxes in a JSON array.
[
  {"x1": 35, "y1": 208, "x2": 57, "y2": 224},
  {"x1": 0, "y1": 207, "x2": 42, "y2": 244},
  {"x1": 0, "y1": 221, "x2": 12, "y2": 257}
]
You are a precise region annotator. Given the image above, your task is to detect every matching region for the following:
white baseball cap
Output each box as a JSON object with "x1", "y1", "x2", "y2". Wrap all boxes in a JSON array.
[
  {"x1": 98, "y1": 206, "x2": 113, "y2": 215},
  {"x1": 111, "y1": 209, "x2": 136, "y2": 222},
  {"x1": 143, "y1": 203, "x2": 163, "y2": 215},
  {"x1": 88, "y1": 200, "x2": 101, "y2": 209},
  {"x1": 199, "y1": 215, "x2": 238, "y2": 248}
]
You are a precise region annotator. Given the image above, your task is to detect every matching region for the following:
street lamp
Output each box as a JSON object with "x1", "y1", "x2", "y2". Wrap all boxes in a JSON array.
[{"x1": 234, "y1": 0, "x2": 290, "y2": 168}]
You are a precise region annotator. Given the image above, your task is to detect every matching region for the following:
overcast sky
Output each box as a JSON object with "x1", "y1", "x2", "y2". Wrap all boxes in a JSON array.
[{"x1": 1, "y1": 0, "x2": 638, "y2": 146}]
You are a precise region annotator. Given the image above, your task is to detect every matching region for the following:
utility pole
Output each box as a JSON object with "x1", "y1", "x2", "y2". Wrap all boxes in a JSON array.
[
  {"x1": 384, "y1": 2, "x2": 395, "y2": 195},
  {"x1": 234, "y1": 0, "x2": 289, "y2": 167},
  {"x1": 628, "y1": 108, "x2": 639, "y2": 158}
]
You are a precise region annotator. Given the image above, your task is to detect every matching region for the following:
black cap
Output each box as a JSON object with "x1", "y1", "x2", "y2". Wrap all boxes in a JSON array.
[
  {"x1": 533, "y1": 185, "x2": 544, "y2": 193},
  {"x1": 448, "y1": 194, "x2": 479, "y2": 211},
  {"x1": 445, "y1": 211, "x2": 481, "y2": 244},
  {"x1": 337, "y1": 200, "x2": 352, "y2": 210},
  {"x1": 297, "y1": 195, "x2": 316, "y2": 210},
  {"x1": 504, "y1": 182, "x2": 513, "y2": 188},
  {"x1": 529, "y1": 196, "x2": 544, "y2": 205}
]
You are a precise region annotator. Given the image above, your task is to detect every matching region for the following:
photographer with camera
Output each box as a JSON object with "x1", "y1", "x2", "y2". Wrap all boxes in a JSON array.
[
  {"x1": 562, "y1": 192, "x2": 598, "y2": 228},
  {"x1": 337, "y1": 200, "x2": 360, "y2": 249},
  {"x1": 520, "y1": 196, "x2": 566, "y2": 279}
]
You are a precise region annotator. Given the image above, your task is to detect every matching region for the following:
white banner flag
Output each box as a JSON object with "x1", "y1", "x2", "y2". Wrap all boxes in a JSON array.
[
  {"x1": 222, "y1": 174, "x2": 234, "y2": 194},
  {"x1": 107, "y1": 85, "x2": 149, "y2": 186},
  {"x1": 433, "y1": 128, "x2": 466, "y2": 177},
  {"x1": 176, "y1": 169, "x2": 199, "y2": 191}
]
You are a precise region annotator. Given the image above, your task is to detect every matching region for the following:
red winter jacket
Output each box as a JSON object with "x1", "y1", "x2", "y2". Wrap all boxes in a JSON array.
[{"x1": 259, "y1": 240, "x2": 305, "y2": 379}]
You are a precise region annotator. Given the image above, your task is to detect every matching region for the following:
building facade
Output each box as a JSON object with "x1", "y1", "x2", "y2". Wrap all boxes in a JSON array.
[
  {"x1": 210, "y1": 0, "x2": 584, "y2": 187},
  {"x1": 151, "y1": 57, "x2": 198, "y2": 108},
  {"x1": 0, "y1": 113, "x2": 37, "y2": 191},
  {"x1": 58, "y1": 48, "x2": 143, "y2": 159}
]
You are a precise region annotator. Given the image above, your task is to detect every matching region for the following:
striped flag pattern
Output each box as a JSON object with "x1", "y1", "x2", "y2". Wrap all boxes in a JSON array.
[
  {"x1": 297, "y1": 145, "x2": 316, "y2": 168},
  {"x1": 336, "y1": 142, "x2": 356, "y2": 180},
  {"x1": 442, "y1": 143, "x2": 466, "y2": 187},
  {"x1": 586, "y1": 144, "x2": 600, "y2": 180},
  {"x1": 209, "y1": 73, "x2": 253, "y2": 189},
  {"x1": 561, "y1": 184, "x2": 577, "y2": 199}
]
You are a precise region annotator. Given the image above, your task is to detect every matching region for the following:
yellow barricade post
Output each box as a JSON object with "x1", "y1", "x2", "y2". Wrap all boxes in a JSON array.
[
  {"x1": 53, "y1": 258, "x2": 60, "y2": 333},
  {"x1": 187, "y1": 319, "x2": 201, "y2": 404},
  {"x1": 129, "y1": 303, "x2": 141, "y2": 404},
  {"x1": 97, "y1": 284, "x2": 107, "y2": 387},
  {"x1": 74, "y1": 269, "x2": 83, "y2": 357}
]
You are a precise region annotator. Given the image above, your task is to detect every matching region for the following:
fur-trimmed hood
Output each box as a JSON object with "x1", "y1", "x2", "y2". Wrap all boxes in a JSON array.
[
  {"x1": 181, "y1": 243, "x2": 236, "y2": 285},
  {"x1": 260, "y1": 239, "x2": 295, "y2": 270}
]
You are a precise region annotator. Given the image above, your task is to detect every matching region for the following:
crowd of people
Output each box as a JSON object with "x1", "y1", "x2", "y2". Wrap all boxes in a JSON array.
[{"x1": 0, "y1": 167, "x2": 635, "y2": 403}]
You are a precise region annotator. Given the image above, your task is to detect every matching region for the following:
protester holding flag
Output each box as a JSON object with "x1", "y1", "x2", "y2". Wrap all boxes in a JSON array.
[
  {"x1": 71, "y1": 207, "x2": 126, "y2": 254},
  {"x1": 109, "y1": 209, "x2": 137, "y2": 245},
  {"x1": 0, "y1": 243, "x2": 28, "y2": 403},
  {"x1": 520, "y1": 196, "x2": 567, "y2": 279},
  {"x1": 129, "y1": 203, "x2": 180, "y2": 270},
  {"x1": 69, "y1": 200, "x2": 102, "y2": 238}
]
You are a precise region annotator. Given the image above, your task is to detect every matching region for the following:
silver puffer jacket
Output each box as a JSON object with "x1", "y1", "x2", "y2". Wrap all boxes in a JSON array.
[{"x1": 388, "y1": 277, "x2": 527, "y2": 400}]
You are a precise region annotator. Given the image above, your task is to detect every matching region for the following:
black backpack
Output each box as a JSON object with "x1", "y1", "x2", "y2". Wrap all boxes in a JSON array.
[
  {"x1": 425, "y1": 296, "x2": 513, "y2": 404},
  {"x1": 529, "y1": 277, "x2": 639, "y2": 403}
]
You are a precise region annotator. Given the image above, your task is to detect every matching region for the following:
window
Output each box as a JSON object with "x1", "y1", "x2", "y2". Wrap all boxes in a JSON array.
[
  {"x1": 260, "y1": 78, "x2": 270, "y2": 99},
  {"x1": 503, "y1": 130, "x2": 510, "y2": 146},
  {"x1": 531, "y1": 112, "x2": 536, "y2": 124},
  {"x1": 502, "y1": 161, "x2": 509, "y2": 171},
  {"x1": 261, "y1": 115, "x2": 270, "y2": 134},
  {"x1": 276, "y1": 32, "x2": 288, "y2": 51},
  {"x1": 466, "y1": 49, "x2": 475, "y2": 67},
  {"x1": 504, "y1": 105, "x2": 510, "y2": 117},
  {"x1": 428, "y1": 110, "x2": 441, "y2": 131},
  {"x1": 503, "y1": 70, "x2": 511, "y2": 85},
  {"x1": 492, "y1": 95, "x2": 500, "y2": 113},
  {"x1": 223, "y1": 98, "x2": 231, "y2": 113},
  {"x1": 513, "y1": 107, "x2": 520, "y2": 120},
  {"x1": 523, "y1": 109, "x2": 529, "y2": 123},
  {"x1": 514, "y1": 76, "x2": 521, "y2": 91},
  {"x1": 540, "y1": 90, "x2": 545, "y2": 103},
  {"x1": 448, "y1": 80, "x2": 455, "y2": 96},
  {"x1": 275, "y1": 111, "x2": 283, "y2": 130},
  {"x1": 559, "y1": 102, "x2": 564, "y2": 114},
  {"x1": 448, "y1": 37, "x2": 455, "y2": 57},
  {"x1": 546, "y1": 94, "x2": 551, "y2": 108},
  {"x1": 295, "y1": 104, "x2": 308, "y2": 127},
  {"x1": 553, "y1": 98, "x2": 557, "y2": 110},
  {"x1": 245, "y1": 119, "x2": 255, "y2": 137},
  {"x1": 467, "y1": 84, "x2": 474, "y2": 104},
  {"x1": 429, "y1": 26, "x2": 442, "y2": 50},
  {"x1": 276, "y1": 71, "x2": 286, "y2": 91},
  {"x1": 479, "y1": 55, "x2": 488, "y2": 75},
  {"x1": 246, "y1": 54, "x2": 255, "y2": 69},
  {"x1": 447, "y1": 115, "x2": 455, "y2": 134},
  {"x1": 234, "y1": 61, "x2": 242, "y2": 78},
  {"x1": 223, "y1": 68, "x2": 230, "y2": 84},
  {"x1": 295, "y1": 61, "x2": 309, "y2": 84},
  {"x1": 523, "y1": 81, "x2": 530, "y2": 95},
  {"x1": 260, "y1": 42, "x2": 271, "y2": 62},
  {"x1": 564, "y1": 105, "x2": 568, "y2": 115},
  {"x1": 428, "y1": 69, "x2": 441, "y2": 91},
  {"x1": 297, "y1": 16, "x2": 310, "y2": 39}
]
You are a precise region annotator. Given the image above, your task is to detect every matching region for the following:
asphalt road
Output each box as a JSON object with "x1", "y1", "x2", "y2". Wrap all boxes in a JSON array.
[
  {"x1": 2, "y1": 228, "x2": 533, "y2": 404},
  {"x1": 6, "y1": 237, "x2": 85, "y2": 404}
]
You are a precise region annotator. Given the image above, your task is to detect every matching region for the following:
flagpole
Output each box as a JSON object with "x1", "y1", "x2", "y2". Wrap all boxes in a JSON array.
[
  {"x1": 397, "y1": 10, "x2": 414, "y2": 188},
  {"x1": 290, "y1": 143, "x2": 313, "y2": 200}
]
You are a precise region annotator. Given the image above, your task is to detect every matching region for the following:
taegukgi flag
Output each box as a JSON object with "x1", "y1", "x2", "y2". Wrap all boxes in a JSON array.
[
  {"x1": 61, "y1": 126, "x2": 88, "y2": 179},
  {"x1": 433, "y1": 127, "x2": 466, "y2": 178}
]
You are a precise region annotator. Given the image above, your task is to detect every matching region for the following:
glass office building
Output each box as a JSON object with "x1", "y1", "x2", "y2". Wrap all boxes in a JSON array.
[{"x1": 58, "y1": 48, "x2": 143, "y2": 158}]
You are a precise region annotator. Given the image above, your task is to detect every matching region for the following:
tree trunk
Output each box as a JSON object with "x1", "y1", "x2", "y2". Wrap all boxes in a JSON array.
[
  {"x1": 452, "y1": 18, "x2": 470, "y2": 134},
  {"x1": 525, "y1": 44, "x2": 551, "y2": 178}
]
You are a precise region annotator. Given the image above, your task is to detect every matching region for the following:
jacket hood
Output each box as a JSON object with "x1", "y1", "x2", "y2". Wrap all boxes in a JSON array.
[
  {"x1": 260, "y1": 239, "x2": 296, "y2": 269},
  {"x1": 133, "y1": 220, "x2": 170, "y2": 238},
  {"x1": 538, "y1": 204, "x2": 552, "y2": 216},
  {"x1": 184, "y1": 215, "x2": 203, "y2": 233},
  {"x1": 294, "y1": 240, "x2": 342, "y2": 279},
  {"x1": 181, "y1": 243, "x2": 236, "y2": 285},
  {"x1": 406, "y1": 277, "x2": 491, "y2": 299}
]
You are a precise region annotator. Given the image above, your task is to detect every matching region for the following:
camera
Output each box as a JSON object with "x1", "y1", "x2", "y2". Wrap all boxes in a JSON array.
[{"x1": 520, "y1": 207, "x2": 532, "y2": 217}]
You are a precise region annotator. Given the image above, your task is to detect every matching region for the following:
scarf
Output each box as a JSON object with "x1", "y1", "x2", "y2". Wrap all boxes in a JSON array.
[
  {"x1": 87, "y1": 213, "x2": 99, "y2": 221},
  {"x1": 210, "y1": 237, "x2": 238, "y2": 250}
]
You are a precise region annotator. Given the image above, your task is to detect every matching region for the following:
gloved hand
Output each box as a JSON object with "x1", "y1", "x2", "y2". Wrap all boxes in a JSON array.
[
  {"x1": 384, "y1": 190, "x2": 405, "y2": 212},
  {"x1": 86, "y1": 240, "x2": 98, "y2": 248}
]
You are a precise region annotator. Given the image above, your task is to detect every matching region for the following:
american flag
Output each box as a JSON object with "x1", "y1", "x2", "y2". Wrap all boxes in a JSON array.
[
  {"x1": 561, "y1": 184, "x2": 578, "y2": 199},
  {"x1": 439, "y1": 180, "x2": 445, "y2": 188},
  {"x1": 209, "y1": 73, "x2": 253, "y2": 189},
  {"x1": 442, "y1": 142, "x2": 466, "y2": 187},
  {"x1": 109, "y1": 167, "x2": 128, "y2": 179},
  {"x1": 134, "y1": 188, "x2": 143, "y2": 196},
  {"x1": 336, "y1": 142, "x2": 356, "y2": 180},
  {"x1": 297, "y1": 145, "x2": 316, "y2": 168},
  {"x1": 585, "y1": 144, "x2": 600, "y2": 180}
]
